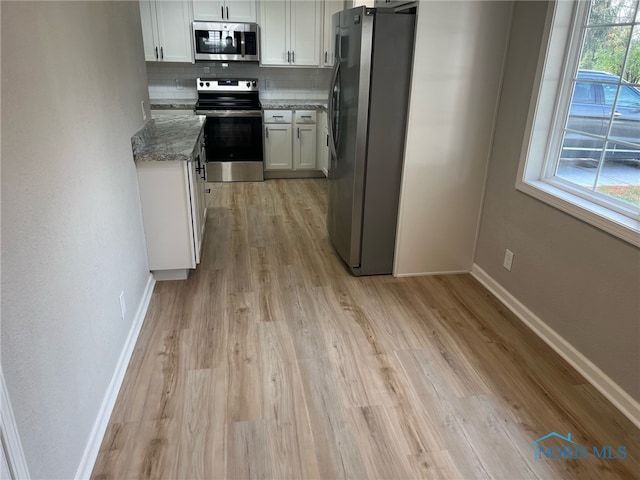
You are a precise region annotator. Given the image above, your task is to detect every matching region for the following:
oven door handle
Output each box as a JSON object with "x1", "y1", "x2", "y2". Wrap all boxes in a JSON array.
[
  {"x1": 240, "y1": 32, "x2": 246, "y2": 58},
  {"x1": 196, "y1": 110, "x2": 263, "y2": 118}
]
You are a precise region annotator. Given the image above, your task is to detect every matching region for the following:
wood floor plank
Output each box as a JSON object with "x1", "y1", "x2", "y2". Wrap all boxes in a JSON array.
[
  {"x1": 226, "y1": 420, "x2": 271, "y2": 480},
  {"x1": 92, "y1": 179, "x2": 640, "y2": 480},
  {"x1": 297, "y1": 355, "x2": 370, "y2": 479},
  {"x1": 408, "y1": 450, "x2": 462, "y2": 480},
  {"x1": 90, "y1": 422, "x2": 138, "y2": 480},
  {"x1": 175, "y1": 369, "x2": 212, "y2": 479},
  {"x1": 347, "y1": 405, "x2": 414, "y2": 479},
  {"x1": 226, "y1": 292, "x2": 262, "y2": 422}
]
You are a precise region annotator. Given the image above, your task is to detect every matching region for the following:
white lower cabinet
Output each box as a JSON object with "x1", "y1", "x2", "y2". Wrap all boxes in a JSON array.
[
  {"x1": 136, "y1": 159, "x2": 206, "y2": 280},
  {"x1": 265, "y1": 124, "x2": 293, "y2": 169},
  {"x1": 264, "y1": 110, "x2": 293, "y2": 170},
  {"x1": 317, "y1": 109, "x2": 329, "y2": 176},
  {"x1": 264, "y1": 109, "x2": 320, "y2": 175},
  {"x1": 294, "y1": 111, "x2": 317, "y2": 169}
]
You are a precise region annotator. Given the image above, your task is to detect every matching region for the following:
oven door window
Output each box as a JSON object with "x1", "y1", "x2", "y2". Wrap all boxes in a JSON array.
[
  {"x1": 195, "y1": 30, "x2": 242, "y2": 55},
  {"x1": 204, "y1": 116, "x2": 263, "y2": 162}
]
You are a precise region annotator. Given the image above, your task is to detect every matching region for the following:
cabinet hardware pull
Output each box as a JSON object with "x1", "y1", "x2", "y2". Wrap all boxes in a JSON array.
[
  {"x1": 301, "y1": 115, "x2": 312, "y2": 118},
  {"x1": 324, "y1": 51, "x2": 328, "y2": 63},
  {"x1": 226, "y1": 6, "x2": 229, "y2": 19},
  {"x1": 221, "y1": 6, "x2": 224, "y2": 18},
  {"x1": 287, "y1": 51, "x2": 290, "y2": 63},
  {"x1": 273, "y1": 115, "x2": 284, "y2": 118},
  {"x1": 160, "y1": 47, "x2": 164, "y2": 59},
  {"x1": 292, "y1": 51, "x2": 295, "y2": 63},
  {"x1": 205, "y1": 189, "x2": 211, "y2": 194},
  {"x1": 266, "y1": 128, "x2": 269, "y2": 139},
  {"x1": 326, "y1": 134, "x2": 329, "y2": 146},
  {"x1": 155, "y1": 46, "x2": 158, "y2": 59},
  {"x1": 297, "y1": 127, "x2": 300, "y2": 138}
]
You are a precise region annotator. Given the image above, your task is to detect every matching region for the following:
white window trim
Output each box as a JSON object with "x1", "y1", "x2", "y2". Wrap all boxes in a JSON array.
[{"x1": 516, "y1": 0, "x2": 640, "y2": 248}]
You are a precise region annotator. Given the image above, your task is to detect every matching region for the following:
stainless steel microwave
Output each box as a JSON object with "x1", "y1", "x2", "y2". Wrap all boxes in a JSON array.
[{"x1": 192, "y1": 21, "x2": 260, "y2": 62}]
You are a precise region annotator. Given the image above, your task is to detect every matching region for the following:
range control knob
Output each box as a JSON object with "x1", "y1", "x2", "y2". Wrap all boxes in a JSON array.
[
  {"x1": 246, "y1": 81, "x2": 251, "y2": 88},
  {"x1": 199, "y1": 82, "x2": 204, "y2": 87},
  {"x1": 206, "y1": 82, "x2": 210, "y2": 87},
  {"x1": 252, "y1": 81, "x2": 257, "y2": 87}
]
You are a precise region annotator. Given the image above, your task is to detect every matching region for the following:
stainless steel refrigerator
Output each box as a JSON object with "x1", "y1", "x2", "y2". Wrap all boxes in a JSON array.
[{"x1": 327, "y1": 6, "x2": 416, "y2": 276}]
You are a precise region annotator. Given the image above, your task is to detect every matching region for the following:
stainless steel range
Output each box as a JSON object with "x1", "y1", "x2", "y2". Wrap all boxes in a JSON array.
[{"x1": 195, "y1": 78, "x2": 264, "y2": 182}]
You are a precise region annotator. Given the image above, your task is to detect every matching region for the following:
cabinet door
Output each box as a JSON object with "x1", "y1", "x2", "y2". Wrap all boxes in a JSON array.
[
  {"x1": 265, "y1": 124, "x2": 293, "y2": 169},
  {"x1": 259, "y1": 0, "x2": 290, "y2": 66},
  {"x1": 290, "y1": 0, "x2": 321, "y2": 66},
  {"x1": 294, "y1": 124, "x2": 317, "y2": 169},
  {"x1": 317, "y1": 110, "x2": 329, "y2": 175},
  {"x1": 140, "y1": 1, "x2": 160, "y2": 61},
  {"x1": 154, "y1": 1, "x2": 193, "y2": 62},
  {"x1": 193, "y1": 0, "x2": 225, "y2": 21},
  {"x1": 194, "y1": 0, "x2": 255, "y2": 21},
  {"x1": 187, "y1": 160, "x2": 203, "y2": 264},
  {"x1": 322, "y1": 0, "x2": 342, "y2": 67},
  {"x1": 137, "y1": 161, "x2": 196, "y2": 270},
  {"x1": 226, "y1": 0, "x2": 257, "y2": 22}
]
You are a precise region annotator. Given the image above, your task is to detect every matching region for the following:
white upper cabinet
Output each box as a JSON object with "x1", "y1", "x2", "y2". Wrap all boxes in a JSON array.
[
  {"x1": 140, "y1": 1, "x2": 193, "y2": 62},
  {"x1": 322, "y1": 0, "x2": 343, "y2": 67},
  {"x1": 259, "y1": 0, "x2": 288, "y2": 65},
  {"x1": 259, "y1": 0, "x2": 321, "y2": 66},
  {"x1": 192, "y1": 0, "x2": 257, "y2": 22}
]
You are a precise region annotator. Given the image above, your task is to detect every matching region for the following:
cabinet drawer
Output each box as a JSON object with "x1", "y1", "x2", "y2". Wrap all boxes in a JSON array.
[
  {"x1": 294, "y1": 110, "x2": 317, "y2": 124},
  {"x1": 264, "y1": 110, "x2": 292, "y2": 123}
]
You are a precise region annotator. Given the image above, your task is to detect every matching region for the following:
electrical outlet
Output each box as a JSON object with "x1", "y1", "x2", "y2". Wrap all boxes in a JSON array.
[
  {"x1": 119, "y1": 291, "x2": 127, "y2": 320},
  {"x1": 175, "y1": 79, "x2": 184, "y2": 90},
  {"x1": 140, "y1": 100, "x2": 147, "y2": 121},
  {"x1": 503, "y1": 249, "x2": 514, "y2": 271}
]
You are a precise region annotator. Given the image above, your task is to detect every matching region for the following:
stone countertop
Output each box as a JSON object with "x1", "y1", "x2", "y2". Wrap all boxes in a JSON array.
[
  {"x1": 262, "y1": 101, "x2": 327, "y2": 110},
  {"x1": 150, "y1": 100, "x2": 196, "y2": 110},
  {"x1": 131, "y1": 115, "x2": 205, "y2": 162},
  {"x1": 149, "y1": 98, "x2": 327, "y2": 111}
]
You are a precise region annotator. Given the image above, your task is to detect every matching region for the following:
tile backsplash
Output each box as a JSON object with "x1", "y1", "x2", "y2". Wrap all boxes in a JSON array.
[{"x1": 147, "y1": 62, "x2": 332, "y2": 102}]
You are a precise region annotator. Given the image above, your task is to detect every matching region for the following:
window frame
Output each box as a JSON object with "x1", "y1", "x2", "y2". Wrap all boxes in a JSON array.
[{"x1": 516, "y1": 0, "x2": 640, "y2": 247}]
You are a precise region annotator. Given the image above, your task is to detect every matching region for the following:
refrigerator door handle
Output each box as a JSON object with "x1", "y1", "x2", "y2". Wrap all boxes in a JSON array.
[{"x1": 327, "y1": 59, "x2": 341, "y2": 174}]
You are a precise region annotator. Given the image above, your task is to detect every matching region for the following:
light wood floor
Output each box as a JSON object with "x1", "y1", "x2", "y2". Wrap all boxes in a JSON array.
[{"x1": 92, "y1": 179, "x2": 639, "y2": 480}]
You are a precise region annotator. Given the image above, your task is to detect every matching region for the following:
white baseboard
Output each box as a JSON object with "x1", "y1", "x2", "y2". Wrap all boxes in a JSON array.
[
  {"x1": 471, "y1": 264, "x2": 640, "y2": 430},
  {"x1": 0, "y1": 370, "x2": 31, "y2": 479},
  {"x1": 75, "y1": 273, "x2": 156, "y2": 480},
  {"x1": 393, "y1": 269, "x2": 469, "y2": 278}
]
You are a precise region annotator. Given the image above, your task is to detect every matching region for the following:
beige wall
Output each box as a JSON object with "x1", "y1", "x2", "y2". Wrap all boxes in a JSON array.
[
  {"x1": 475, "y1": 2, "x2": 640, "y2": 402},
  {"x1": 395, "y1": 1, "x2": 512, "y2": 275},
  {"x1": 1, "y1": 2, "x2": 151, "y2": 477}
]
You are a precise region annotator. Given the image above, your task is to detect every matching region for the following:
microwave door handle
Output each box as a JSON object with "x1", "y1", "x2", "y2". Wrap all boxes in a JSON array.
[{"x1": 240, "y1": 32, "x2": 246, "y2": 57}]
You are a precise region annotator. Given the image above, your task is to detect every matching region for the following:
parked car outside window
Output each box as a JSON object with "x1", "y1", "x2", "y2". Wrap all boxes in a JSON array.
[{"x1": 562, "y1": 69, "x2": 640, "y2": 161}]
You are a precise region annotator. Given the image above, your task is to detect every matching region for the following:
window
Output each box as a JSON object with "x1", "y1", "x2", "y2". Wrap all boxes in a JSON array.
[{"x1": 518, "y1": 0, "x2": 640, "y2": 247}]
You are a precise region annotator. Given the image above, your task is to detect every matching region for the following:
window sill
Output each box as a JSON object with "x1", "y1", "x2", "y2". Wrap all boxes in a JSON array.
[{"x1": 516, "y1": 179, "x2": 640, "y2": 248}]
